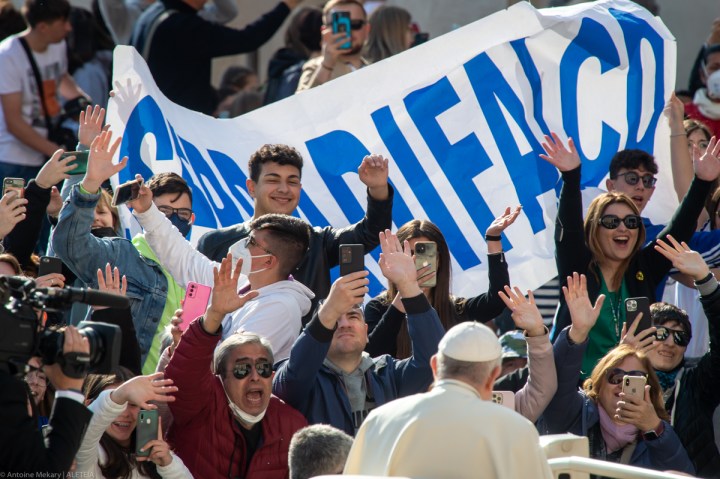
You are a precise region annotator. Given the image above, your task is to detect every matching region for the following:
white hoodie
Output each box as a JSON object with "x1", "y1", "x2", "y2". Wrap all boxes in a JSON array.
[{"x1": 134, "y1": 204, "x2": 314, "y2": 360}]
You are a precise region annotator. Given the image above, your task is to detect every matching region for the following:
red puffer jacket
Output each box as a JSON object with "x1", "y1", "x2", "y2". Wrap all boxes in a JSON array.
[{"x1": 165, "y1": 318, "x2": 307, "y2": 479}]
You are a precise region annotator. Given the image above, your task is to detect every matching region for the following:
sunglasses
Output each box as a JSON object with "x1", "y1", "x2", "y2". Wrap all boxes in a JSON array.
[
  {"x1": 232, "y1": 361, "x2": 273, "y2": 380},
  {"x1": 350, "y1": 19, "x2": 366, "y2": 30},
  {"x1": 614, "y1": 171, "x2": 657, "y2": 188},
  {"x1": 606, "y1": 368, "x2": 648, "y2": 385},
  {"x1": 655, "y1": 326, "x2": 690, "y2": 347},
  {"x1": 157, "y1": 205, "x2": 193, "y2": 221},
  {"x1": 598, "y1": 214, "x2": 642, "y2": 230}
]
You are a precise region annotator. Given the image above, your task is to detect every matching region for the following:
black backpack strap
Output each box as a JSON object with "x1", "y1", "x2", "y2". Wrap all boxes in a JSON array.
[{"x1": 18, "y1": 37, "x2": 53, "y2": 134}]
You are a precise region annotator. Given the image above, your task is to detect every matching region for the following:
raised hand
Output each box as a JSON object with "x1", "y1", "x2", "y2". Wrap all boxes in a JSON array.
[
  {"x1": 167, "y1": 310, "x2": 183, "y2": 357},
  {"x1": 358, "y1": 154, "x2": 389, "y2": 200},
  {"x1": 35, "y1": 149, "x2": 75, "y2": 189},
  {"x1": 109, "y1": 372, "x2": 178, "y2": 410},
  {"x1": 0, "y1": 191, "x2": 27, "y2": 239},
  {"x1": 93, "y1": 263, "x2": 127, "y2": 311},
  {"x1": 204, "y1": 254, "x2": 259, "y2": 334},
  {"x1": 110, "y1": 78, "x2": 143, "y2": 124},
  {"x1": 378, "y1": 229, "x2": 421, "y2": 298},
  {"x1": 82, "y1": 130, "x2": 127, "y2": 193},
  {"x1": 539, "y1": 132, "x2": 581, "y2": 172},
  {"x1": 498, "y1": 286, "x2": 545, "y2": 337},
  {"x1": 693, "y1": 136, "x2": 720, "y2": 181},
  {"x1": 563, "y1": 272, "x2": 605, "y2": 344},
  {"x1": 663, "y1": 92, "x2": 685, "y2": 134},
  {"x1": 654, "y1": 235, "x2": 711, "y2": 281},
  {"x1": 318, "y1": 270, "x2": 370, "y2": 329},
  {"x1": 126, "y1": 174, "x2": 153, "y2": 214},
  {"x1": 486, "y1": 205, "x2": 522, "y2": 236},
  {"x1": 620, "y1": 316, "x2": 658, "y2": 354},
  {"x1": 77, "y1": 104, "x2": 106, "y2": 147},
  {"x1": 137, "y1": 417, "x2": 173, "y2": 466}
]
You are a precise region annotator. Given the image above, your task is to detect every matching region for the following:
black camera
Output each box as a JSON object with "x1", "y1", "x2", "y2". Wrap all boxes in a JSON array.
[{"x1": 0, "y1": 276, "x2": 122, "y2": 377}]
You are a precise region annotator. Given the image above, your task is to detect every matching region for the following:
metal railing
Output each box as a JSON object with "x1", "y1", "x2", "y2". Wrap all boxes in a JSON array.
[{"x1": 549, "y1": 457, "x2": 695, "y2": 479}]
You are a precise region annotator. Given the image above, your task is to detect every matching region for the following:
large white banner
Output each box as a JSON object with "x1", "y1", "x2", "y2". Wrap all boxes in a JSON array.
[{"x1": 107, "y1": 0, "x2": 676, "y2": 299}]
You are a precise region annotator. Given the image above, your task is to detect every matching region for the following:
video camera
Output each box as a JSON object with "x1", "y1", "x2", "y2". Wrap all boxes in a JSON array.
[{"x1": 0, "y1": 276, "x2": 126, "y2": 377}]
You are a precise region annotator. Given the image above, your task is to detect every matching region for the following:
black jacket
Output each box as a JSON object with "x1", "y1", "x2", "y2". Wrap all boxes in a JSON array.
[
  {"x1": 197, "y1": 187, "x2": 394, "y2": 322},
  {"x1": 0, "y1": 370, "x2": 92, "y2": 473},
  {"x1": 131, "y1": 0, "x2": 290, "y2": 114},
  {"x1": 669, "y1": 282, "x2": 720, "y2": 477},
  {"x1": 550, "y1": 166, "x2": 712, "y2": 342}
]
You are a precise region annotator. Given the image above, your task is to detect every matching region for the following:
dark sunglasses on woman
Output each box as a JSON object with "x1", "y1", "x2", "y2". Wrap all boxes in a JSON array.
[
  {"x1": 606, "y1": 368, "x2": 648, "y2": 385},
  {"x1": 598, "y1": 214, "x2": 642, "y2": 230}
]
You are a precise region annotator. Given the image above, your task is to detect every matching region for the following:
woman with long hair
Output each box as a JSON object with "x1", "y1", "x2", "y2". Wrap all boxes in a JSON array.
[
  {"x1": 541, "y1": 133, "x2": 720, "y2": 375},
  {"x1": 541, "y1": 273, "x2": 694, "y2": 473},
  {"x1": 363, "y1": 5, "x2": 414, "y2": 64},
  {"x1": 77, "y1": 368, "x2": 192, "y2": 478},
  {"x1": 365, "y1": 207, "x2": 521, "y2": 358}
]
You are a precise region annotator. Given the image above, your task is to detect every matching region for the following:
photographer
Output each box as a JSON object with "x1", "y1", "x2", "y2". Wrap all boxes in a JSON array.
[{"x1": 0, "y1": 326, "x2": 93, "y2": 473}]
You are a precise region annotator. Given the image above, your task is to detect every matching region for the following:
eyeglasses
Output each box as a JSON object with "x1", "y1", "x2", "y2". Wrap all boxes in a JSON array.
[
  {"x1": 350, "y1": 19, "x2": 366, "y2": 30},
  {"x1": 157, "y1": 206, "x2": 193, "y2": 221},
  {"x1": 614, "y1": 171, "x2": 657, "y2": 188},
  {"x1": 243, "y1": 235, "x2": 274, "y2": 256},
  {"x1": 606, "y1": 368, "x2": 648, "y2": 385},
  {"x1": 598, "y1": 214, "x2": 642, "y2": 230},
  {"x1": 655, "y1": 326, "x2": 690, "y2": 347},
  {"x1": 232, "y1": 360, "x2": 273, "y2": 380}
]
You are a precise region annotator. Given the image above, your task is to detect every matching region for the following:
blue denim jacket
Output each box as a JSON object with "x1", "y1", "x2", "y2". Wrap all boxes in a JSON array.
[{"x1": 51, "y1": 184, "x2": 169, "y2": 362}]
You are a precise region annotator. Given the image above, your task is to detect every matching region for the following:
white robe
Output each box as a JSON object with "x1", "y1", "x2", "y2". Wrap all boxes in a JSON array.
[{"x1": 344, "y1": 379, "x2": 554, "y2": 479}]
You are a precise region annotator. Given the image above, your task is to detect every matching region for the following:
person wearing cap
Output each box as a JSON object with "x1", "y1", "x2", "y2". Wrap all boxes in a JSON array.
[
  {"x1": 343, "y1": 318, "x2": 554, "y2": 478},
  {"x1": 499, "y1": 330, "x2": 528, "y2": 377},
  {"x1": 273, "y1": 229, "x2": 444, "y2": 436}
]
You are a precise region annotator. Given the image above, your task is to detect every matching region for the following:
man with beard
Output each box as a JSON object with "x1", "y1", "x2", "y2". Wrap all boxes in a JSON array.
[{"x1": 295, "y1": 0, "x2": 369, "y2": 92}]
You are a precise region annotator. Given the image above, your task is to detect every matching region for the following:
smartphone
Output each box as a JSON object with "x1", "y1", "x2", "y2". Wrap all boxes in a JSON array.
[
  {"x1": 414, "y1": 241, "x2": 437, "y2": 288},
  {"x1": 413, "y1": 32, "x2": 430, "y2": 47},
  {"x1": 331, "y1": 11, "x2": 352, "y2": 50},
  {"x1": 491, "y1": 391, "x2": 515, "y2": 410},
  {"x1": 181, "y1": 282, "x2": 212, "y2": 327},
  {"x1": 111, "y1": 179, "x2": 141, "y2": 207},
  {"x1": 339, "y1": 244, "x2": 364, "y2": 276},
  {"x1": 3, "y1": 177, "x2": 24, "y2": 198},
  {"x1": 38, "y1": 256, "x2": 63, "y2": 277},
  {"x1": 622, "y1": 375, "x2": 647, "y2": 402},
  {"x1": 135, "y1": 409, "x2": 159, "y2": 457},
  {"x1": 625, "y1": 297, "x2": 652, "y2": 336},
  {"x1": 61, "y1": 150, "x2": 89, "y2": 175}
]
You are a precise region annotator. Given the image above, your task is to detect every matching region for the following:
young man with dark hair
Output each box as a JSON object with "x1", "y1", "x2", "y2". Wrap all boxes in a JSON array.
[
  {"x1": 132, "y1": 173, "x2": 315, "y2": 360},
  {"x1": 52, "y1": 131, "x2": 195, "y2": 374},
  {"x1": 0, "y1": 0, "x2": 86, "y2": 181},
  {"x1": 197, "y1": 143, "x2": 393, "y2": 323}
]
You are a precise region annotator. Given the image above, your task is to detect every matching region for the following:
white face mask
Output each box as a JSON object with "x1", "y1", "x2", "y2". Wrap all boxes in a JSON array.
[
  {"x1": 706, "y1": 68, "x2": 720, "y2": 100},
  {"x1": 222, "y1": 385, "x2": 267, "y2": 425},
  {"x1": 229, "y1": 239, "x2": 272, "y2": 276}
]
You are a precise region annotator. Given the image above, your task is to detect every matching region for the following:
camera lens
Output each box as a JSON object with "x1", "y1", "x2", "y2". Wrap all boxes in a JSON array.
[{"x1": 417, "y1": 244, "x2": 425, "y2": 253}]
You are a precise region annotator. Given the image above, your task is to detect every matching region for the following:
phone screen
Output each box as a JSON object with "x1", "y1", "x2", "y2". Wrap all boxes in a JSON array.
[{"x1": 112, "y1": 180, "x2": 140, "y2": 207}]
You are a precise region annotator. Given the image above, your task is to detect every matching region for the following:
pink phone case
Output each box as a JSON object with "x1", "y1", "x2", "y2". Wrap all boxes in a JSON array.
[{"x1": 181, "y1": 282, "x2": 212, "y2": 327}]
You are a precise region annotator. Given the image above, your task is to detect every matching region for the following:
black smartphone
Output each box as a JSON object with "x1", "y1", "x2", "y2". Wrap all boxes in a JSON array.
[
  {"x1": 339, "y1": 244, "x2": 364, "y2": 276},
  {"x1": 331, "y1": 11, "x2": 352, "y2": 50},
  {"x1": 2, "y1": 177, "x2": 24, "y2": 198},
  {"x1": 413, "y1": 32, "x2": 430, "y2": 47},
  {"x1": 414, "y1": 241, "x2": 437, "y2": 288},
  {"x1": 135, "y1": 409, "x2": 159, "y2": 457},
  {"x1": 38, "y1": 256, "x2": 63, "y2": 277},
  {"x1": 111, "y1": 179, "x2": 141, "y2": 207},
  {"x1": 625, "y1": 297, "x2": 652, "y2": 336},
  {"x1": 61, "y1": 151, "x2": 89, "y2": 175}
]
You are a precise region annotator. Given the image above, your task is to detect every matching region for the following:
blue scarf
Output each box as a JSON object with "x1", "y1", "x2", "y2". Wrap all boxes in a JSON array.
[{"x1": 656, "y1": 367, "x2": 680, "y2": 392}]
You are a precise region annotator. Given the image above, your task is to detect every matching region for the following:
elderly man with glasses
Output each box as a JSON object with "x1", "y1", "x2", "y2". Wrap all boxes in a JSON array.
[{"x1": 163, "y1": 256, "x2": 307, "y2": 479}]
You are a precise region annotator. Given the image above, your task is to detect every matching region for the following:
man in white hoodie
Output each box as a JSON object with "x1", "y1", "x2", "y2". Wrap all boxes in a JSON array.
[{"x1": 131, "y1": 183, "x2": 314, "y2": 360}]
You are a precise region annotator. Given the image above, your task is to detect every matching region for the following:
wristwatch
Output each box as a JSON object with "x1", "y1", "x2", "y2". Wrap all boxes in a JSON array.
[{"x1": 642, "y1": 421, "x2": 664, "y2": 441}]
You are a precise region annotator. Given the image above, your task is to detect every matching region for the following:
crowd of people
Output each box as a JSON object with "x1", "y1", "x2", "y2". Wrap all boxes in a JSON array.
[{"x1": 2, "y1": 0, "x2": 720, "y2": 477}]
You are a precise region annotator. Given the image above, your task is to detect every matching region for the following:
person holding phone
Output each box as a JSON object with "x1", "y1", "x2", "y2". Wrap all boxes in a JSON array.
[
  {"x1": 365, "y1": 207, "x2": 520, "y2": 359},
  {"x1": 296, "y1": 0, "x2": 370, "y2": 92},
  {"x1": 77, "y1": 369, "x2": 192, "y2": 478},
  {"x1": 540, "y1": 133, "x2": 720, "y2": 378},
  {"x1": 540, "y1": 273, "x2": 694, "y2": 474}
]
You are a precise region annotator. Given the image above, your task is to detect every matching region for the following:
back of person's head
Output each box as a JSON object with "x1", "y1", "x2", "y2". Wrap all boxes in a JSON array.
[
  {"x1": 650, "y1": 302, "x2": 692, "y2": 338},
  {"x1": 213, "y1": 332, "x2": 274, "y2": 378},
  {"x1": 434, "y1": 322, "x2": 502, "y2": 392},
  {"x1": 0, "y1": 0, "x2": 27, "y2": 42},
  {"x1": 322, "y1": 0, "x2": 366, "y2": 24},
  {"x1": 249, "y1": 213, "x2": 310, "y2": 277},
  {"x1": 22, "y1": 0, "x2": 70, "y2": 27},
  {"x1": 248, "y1": 144, "x2": 304, "y2": 183},
  {"x1": 217, "y1": 65, "x2": 258, "y2": 104},
  {"x1": 583, "y1": 344, "x2": 668, "y2": 421},
  {"x1": 0, "y1": 253, "x2": 23, "y2": 275},
  {"x1": 608, "y1": 149, "x2": 658, "y2": 179},
  {"x1": 223, "y1": 91, "x2": 263, "y2": 118},
  {"x1": 285, "y1": 6, "x2": 322, "y2": 58},
  {"x1": 146, "y1": 172, "x2": 192, "y2": 204},
  {"x1": 65, "y1": 6, "x2": 112, "y2": 72},
  {"x1": 289, "y1": 424, "x2": 353, "y2": 479},
  {"x1": 363, "y1": 5, "x2": 411, "y2": 63}
]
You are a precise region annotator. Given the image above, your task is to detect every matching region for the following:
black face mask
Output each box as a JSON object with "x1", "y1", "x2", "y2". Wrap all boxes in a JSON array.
[
  {"x1": 91, "y1": 227, "x2": 118, "y2": 238},
  {"x1": 168, "y1": 213, "x2": 192, "y2": 237}
]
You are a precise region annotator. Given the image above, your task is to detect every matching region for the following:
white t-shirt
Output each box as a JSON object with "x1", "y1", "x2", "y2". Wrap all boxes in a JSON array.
[{"x1": 0, "y1": 35, "x2": 67, "y2": 167}]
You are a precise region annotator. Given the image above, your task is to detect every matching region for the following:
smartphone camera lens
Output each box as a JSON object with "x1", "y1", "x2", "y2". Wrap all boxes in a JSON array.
[{"x1": 416, "y1": 244, "x2": 425, "y2": 253}]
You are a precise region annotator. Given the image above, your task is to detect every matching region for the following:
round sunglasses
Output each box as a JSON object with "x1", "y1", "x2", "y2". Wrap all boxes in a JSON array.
[
  {"x1": 232, "y1": 361, "x2": 273, "y2": 380},
  {"x1": 606, "y1": 368, "x2": 647, "y2": 385},
  {"x1": 598, "y1": 214, "x2": 642, "y2": 230},
  {"x1": 614, "y1": 171, "x2": 657, "y2": 188}
]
